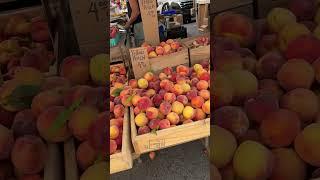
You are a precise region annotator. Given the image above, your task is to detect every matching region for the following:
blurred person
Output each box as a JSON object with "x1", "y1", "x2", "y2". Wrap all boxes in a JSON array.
[{"x1": 124, "y1": 0, "x2": 144, "y2": 46}]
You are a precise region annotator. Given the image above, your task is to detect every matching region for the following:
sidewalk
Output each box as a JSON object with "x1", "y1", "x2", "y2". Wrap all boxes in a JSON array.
[{"x1": 111, "y1": 140, "x2": 209, "y2": 180}]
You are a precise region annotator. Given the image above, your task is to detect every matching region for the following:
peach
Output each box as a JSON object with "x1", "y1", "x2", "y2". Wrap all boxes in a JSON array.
[
  {"x1": 194, "y1": 108, "x2": 206, "y2": 121},
  {"x1": 238, "y1": 129, "x2": 262, "y2": 144},
  {"x1": 88, "y1": 112, "x2": 107, "y2": 156},
  {"x1": 164, "y1": 93, "x2": 176, "y2": 103},
  {"x1": 225, "y1": 70, "x2": 258, "y2": 105},
  {"x1": 11, "y1": 135, "x2": 47, "y2": 174},
  {"x1": 12, "y1": 109, "x2": 37, "y2": 138},
  {"x1": 213, "y1": 71, "x2": 234, "y2": 108},
  {"x1": 270, "y1": 148, "x2": 307, "y2": 180},
  {"x1": 138, "y1": 126, "x2": 151, "y2": 135},
  {"x1": 267, "y1": 8, "x2": 297, "y2": 33},
  {"x1": 159, "y1": 119, "x2": 170, "y2": 129},
  {"x1": 260, "y1": 109, "x2": 301, "y2": 148},
  {"x1": 60, "y1": 55, "x2": 89, "y2": 85},
  {"x1": 31, "y1": 90, "x2": 64, "y2": 116},
  {"x1": 183, "y1": 106, "x2": 195, "y2": 120},
  {"x1": 110, "y1": 140, "x2": 117, "y2": 155},
  {"x1": 129, "y1": 79, "x2": 138, "y2": 88},
  {"x1": 183, "y1": 119, "x2": 193, "y2": 124},
  {"x1": 37, "y1": 106, "x2": 71, "y2": 142},
  {"x1": 144, "y1": 89, "x2": 156, "y2": 98},
  {"x1": 0, "y1": 125, "x2": 14, "y2": 160},
  {"x1": 113, "y1": 104, "x2": 125, "y2": 118},
  {"x1": 137, "y1": 97, "x2": 152, "y2": 111},
  {"x1": 190, "y1": 78, "x2": 199, "y2": 87},
  {"x1": 288, "y1": 0, "x2": 316, "y2": 21},
  {"x1": 160, "y1": 79, "x2": 174, "y2": 92},
  {"x1": 133, "y1": 106, "x2": 141, "y2": 115},
  {"x1": 213, "y1": 12, "x2": 256, "y2": 46},
  {"x1": 13, "y1": 67, "x2": 44, "y2": 86},
  {"x1": 280, "y1": 88, "x2": 319, "y2": 123},
  {"x1": 146, "y1": 46, "x2": 155, "y2": 54},
  {"x1": 148, "y1": 119, "x2": 161, "y2": 130},
  {"x1": 191, "y1": 96, "x2": 205, "y2": 109},
  {"x1": 233, "y1": 141, "x2": 274, "y2": 180},
  {"x1": 186, "y1": 89, "x2": 198, "y2": 101},
  {"x1": 294, "y1": 123, "x2": 320, "y2": 167},
  {"x1": 172, "y1": 101, "x2": 184, "y2": 115},
  {"x1": 155, "y1": 46, "x2": 164, "y2": 55},
  {"x1": 163, "y1": 44, "x2": 171, "y2": 54},
  {"x1": 76, "y1": 141, "x2": 96, "y2": 170},
  {"x1": 135, "y1": 113, "x2": 148, "y2": 127},
  {"x1": 172, "y1": 84, "x2": 184, "y2": 95},
  {"x1": 277, "y1": 59, "x2": 315, "y2": 90},
  {"x1": 256, "y1": 34, "x2": 279, "y2": 57},
  {"x1": 170, "y1": 42, "x2": 180, "y2": 50},
  {"x1": 148, "y1": 51, "x2": 157, "y2": 58},
  {"x1": 285, "y1": 35, "x2": 320, "y2": 64},
  {"x1": 198, "y1": 90, "x2": 210, "y2": 100},
  {"x1": 198, "y1": 71, "x2": 210, "y2": 81},
  {"x1": 176, "y1": 65, "x2": 190, "y2": 76},
  {"x1": 181, "y1": 83, "x2": 191, "y2": 93},
  {"x1": 110, "y1": 118, "x2": 123, "y2": 127},
  {"x1": 202, "y1": 100, "x2": 210, "y2": 114},
  {"x1": 279, "y1": 22, "x2": 311, "y2": 51},
  {"x1": 256, "y1": 51, "x2": 286, "y2": 79},
  {"x1": 214, "y1": 50, "x2": 244, "y2": 73},
  {"x1": 196, "y1": 80, "x2": 209, "y2": 90},
  {"x1": 20, "y1": 47, "x2": 51, "y2": 72},
  {"x1": 210, "y1": 125, "x2": 237, "y2": 168},
  {"x1": 152, "y1": 94, "x2": 163, "y2": 107},
  {"x1": 69, "y1": 105, "x2": 99, "y2": 141},
  {"x1": 163, "y1": 67, "x2": 173, "y2": 75},
  {"x1": 146, "y1": 107, "x2": 159, "y2": 120},
  {"x1": 167, "y1": 112, "x2": 180, "y2": 125},
  {"x1": 149, "y1": 80, "x2": 160, "y2": 92},
  {"x1": 166, "y1": 39, "x2": 174, "y2": 44},
  {"x1": 244, "y1": 92, "x2": 279, "y2": 124},
  {"x1": 144, "y1": 72, "x2": 154, "y2": 82},
  {"x1": 0, "y1": 107, "x2": 14, "y2": 128},
  {"x1": 193, "y1": 64, "x2": 203, "y2": 73},
  {"x1": 213, "y1": 106, "x2": 249, "y2": 138},
  {"x1": 176, "y1": 74, "x2": 187, "y2": 84},
  {"x1": 158, "y1": 72, "x2": 167, "y2": 80},
  {"x1": 159, "y1": 102, "x2": 172, "y2": 115},
  {"x1": 63, "y1": 85, "x2": 95, "y2": 107},
  {"x1": 177, "y1": 95, "x2": 188, "y2": 105},
  {"x1": 110, "y1": 125, "x2": 120, "y2": 140},
  {"x1": 138, "y1": 78, "x2": 148, "y2": 89},
  {"x1": 131, "y1": 95, "x2": 141, "y2": 107},
  {"x1": 258, "y1": 79, "x2": 284, "y2": 99}
]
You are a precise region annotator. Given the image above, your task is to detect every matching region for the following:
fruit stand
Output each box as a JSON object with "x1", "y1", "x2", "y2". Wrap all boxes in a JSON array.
[{"x1": 211, "y1": 0, "x2": 320, "y2": 179}]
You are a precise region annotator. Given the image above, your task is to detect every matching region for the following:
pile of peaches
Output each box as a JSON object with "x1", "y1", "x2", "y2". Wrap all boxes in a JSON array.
[
  {"x1": 110, "y1": 64, "x2": 127, "y2": 155},
  {"x1": 190, "y1": 36, "x2": 210, "y2": 49},
  {"x1": 0, "y1": 53, "x2": 108, "y2": 179},
  {"x1": 211, "y1": 0, "x2": 320, "y2": 179},
  {"x1": 141, "y1": 39, "x2": 183, "y2": 58}
]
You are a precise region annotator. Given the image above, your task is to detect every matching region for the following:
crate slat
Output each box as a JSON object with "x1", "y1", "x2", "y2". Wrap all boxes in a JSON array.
[
  {"x1": 181, "y1": 33, "x2": 210, "y2": 65},
  {"x1": 44, "y1": 143, "x2": 63, "y2": 180}
]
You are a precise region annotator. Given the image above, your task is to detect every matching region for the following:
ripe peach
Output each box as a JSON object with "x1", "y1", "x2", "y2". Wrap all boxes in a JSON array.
[
  {"x1": 177, "y1": 95, "x2": 188, "y2": 105},
  {"x1": 163, "y1": 44, "x2": 171, "y2": 54},
  {"x1": 63, "y1": 85, "x2": 95, "y2": 107},
  {"x1": 270, "y1": 148, "x2": 307, "y2": 180},
  {"x1": 60, "y1": 55, "x2": 89, "y2": 85},
  {"x1": 133, "y1": 106, "x2": 141, "y2": 115},
  {"x1": 138, "y1": 78, "x2": 148, "y2": 89},
  {"x1": 31, "y1": 90, "x2": 64, "y2": 116},
  {"x1": 214, "y1": 106, "x2": 249, "y2": 138},
  {"x1": 146, "y1": 107, "x2": 159, "y2": 120},
  {"x1": 166, "y1": 39, "x2": 174, "y2": 44},
  {"x1": 172, "y1": 101, "x2": 184, "y2": 115},
  {"x1": 214, "y1": 50, "x2": 244, "y2": 72},
  {"x1": 110, "y1": 140, "x2": 117, "y2": 155},
  {"x1": 148, "y1": 119, "x2": 161, "y2": 130},
  {"x1": 0, "y1": 125, "x2": 14, "y2": 160},
  {"x1": 202, "y1": 100, "x2": 210, "y2": 114},
  {"x1": 131, "y1": 95, "x2": 141, "y2": 107},
  {"x1": 244, "y1": 92, "x2": 279, "y2": 124},
  {"x1": 267, "y1": 8, "x2": 297, "y2": 33},
  {"x1": 11, "y1": 135, "x2": 47, "y2": 174},
  {"x1": 279, "y1": 22, "x2": 311, "y2": 51},
  {"x1": 213, "y1": 12, "x2": 256, "y2": 46},
  {"x1": 171, "y1": 42, "x2": 180, "y2": 50},
  {"x1": 12, "y1": 109, "x2": 37, "y2": 138},
  {"x1": 69, "y1": 105, "x2": 99, "y2": 141},
  {"x1": 233, "y1": 141, "x2": 274, "y2": 180},
  {"x1": 198, "y1": 71, "x2": 210, "y2": 81},
  {"x1": 129, "y1": 79, "x2": 138, "y2": 88},
  {"x1": 110, "y1": 118, "x2": 123, "y2": 127},
  {"x1": 196, "y1": 80, "x2": 209, "y2": 91},
  {"x1": 159, "y1": 119, "x2": 171, "y2": 129},
  {"x1": 135, "y1": 113, "x2": 148, "y2": 127},
  {"x1": 20, "y1": 47, "x2": 51, "y2": 72},
  {"x1": 163, "y1": 67, "x2": 173, "y2": 75},
  {"x1": 167, "y1": 112, "x2": 180, "y2": 125},
  {"x1": 225, "y1": 70, "x2": 258, "y2": 105},
  {"x1": 256, "y1": 51, "x2": 286, "y2": 79},
  {"x1": 258, "y1": 79, "x2": 284, "y2": 99},
  {"x1": 88, "y1": 112, "x2": 107, "y2": 156},
  {"x1": 159, "y1": 102, "x2": 172, "y2": 115},
  {"x1": 148, "y1": 51, "x2": 157, "y2": 58},
  {"x1": 76, "y1": 141, "x2": 96, "y2": 170},
  {"x1": 148, "y1": 81, "x2": 160, "y2": 92},
  {"x1": 294, "y1": 123, "x2": 320, "y2": 167},
  {"x1": 191, "y1": 96, "x2": 205, "y2": 109},
  {"x1": 256, "y1": 34, "x2": 279, "y2": 57},
  {"x1": 13, "y1": 67, "x2": 44, "y2": 86},
  {"x1": 144, "y1": 89, "x2": 156, "y2": 98},
  {"x1": 186, "y1": 89, "x2": 198, "y2": 101},
  {"x1": 176, "y1": 65, "x2": 190, "y2": 76},
  {"x1": 113, "y1": 104, "x2": 125, "y2": 118},
  {"x1": 260, "y1": 109, "x2": 301, "y2": 147},
  {"x1": 152, "y1": 94, "x2": 163, "y2": 107},
  {"x1": 194, "y1": 108, "x2": 206, "y2": 121},
  {"x1": 138, "y1": 126, "x2": 151, "y2": 135},
  {"x1": 137, "y1": 97, "x2": 152, "y2": 111},
  {"x1": 213, "y1": 71, "x2": 234, "y2": 108},
  {"x1": 210, "y1": 125, "x2": 237, "y2": 168},
  {"x1": 181, "y1": 83, "x2": 191, "y2": 93},
  {"x1": 198, "y1": 90, "x2": 210, "y2": 100},
  {"x1": 160, "y1": 79, "x2": 174, "y2": 92},
  {"x1": 172, "y1": 84, "x2": 184, "y2": 95},
  {"x1": 183, "y1": 106, "x2": 195, "y2": 120},
  {"x1": 183, "y1": 119, "x2": 193, "y2": 124},
  {"x1": 37, "y1": 106, "x2": 71, "y2": 142},
  {"x1": 158, "y1": 73, "x2": 167, "y2": 80},
  {"x1": 280, "y1": 88, "x2": 319, "y2": 123},
  {"x1": 144, "y1": 72, "x2": 154, "y2": 82},
  {"x1": 110, "y1": 125, "x2": 120, "y2": 140},
  {"x1": 155, "y1": 46, "x2": 164, "y2": 55},
  {"x1": 164, "y1": 93, "x2": 176, "y2": 103}
]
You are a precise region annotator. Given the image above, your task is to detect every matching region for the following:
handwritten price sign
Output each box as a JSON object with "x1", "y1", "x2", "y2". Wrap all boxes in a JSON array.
[{"x1": 129, "y1": 47, "x2": 151, "y2": 78}]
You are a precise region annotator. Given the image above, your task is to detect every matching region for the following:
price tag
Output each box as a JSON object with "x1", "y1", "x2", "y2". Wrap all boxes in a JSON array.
[
  {"x1": 129, "y1": 47, "x2": 150, "y2": 79},
  {"x1": 69, "y1": 0, "x2": 108, "y2": 57},
  {"x1": 138, "y1": 0, "x2": 160, "y2": 45}
]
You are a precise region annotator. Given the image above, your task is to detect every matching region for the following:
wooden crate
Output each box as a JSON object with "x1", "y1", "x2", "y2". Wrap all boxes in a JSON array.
[
  {"x1": 181, "y1": 33, "x2": 210, "y2": 65},
  {"x1": 130, "y1": 107, "x2": 210, "y2": 155},
  {"x1": 63, "y1": 108, "x2": 133, "y2": 179},
  {"x1": 255, "y1": 0, "x2": 290, "y2": 18},
  {"x1": 149, "y1": 45, "x2": 189, "y2": 74},
  {"x1": 44, "y1": 143, "x2": 63, "y2": 180}
]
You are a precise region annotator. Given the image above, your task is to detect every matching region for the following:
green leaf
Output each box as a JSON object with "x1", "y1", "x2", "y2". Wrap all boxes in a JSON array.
[
  {"x1": 48, "y1": 97, "x2": 83, "y2": 135},
  {"x1": 111, "y1": 88, "x2": 123, "y2": 97},
  {"x1": 1, "y1": 85, "x2": 40, "y2": 109},
  {"x1": 125, "y1": 95, "x2": 133, "y2": 104},
  {"x1": 150, "y1": 128, "x2": 158, "y2": 135}
]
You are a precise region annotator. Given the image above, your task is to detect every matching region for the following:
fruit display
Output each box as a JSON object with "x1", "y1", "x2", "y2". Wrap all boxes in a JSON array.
[
  {"x1": 109, "y1": 63, "x2": 127, "y2": 155},
  {"x1": 190, "y1": 36, "x2": 210, "y2": 49},
  {"x1": 211, "y1": 0, "x2": 320, "y2": 179},
  {"x1": 141, "y1": 39, "x2": 183, "y2": 58},
  {"x1": 0, "y1": 52, "x2": 108, "y2": 179}
]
